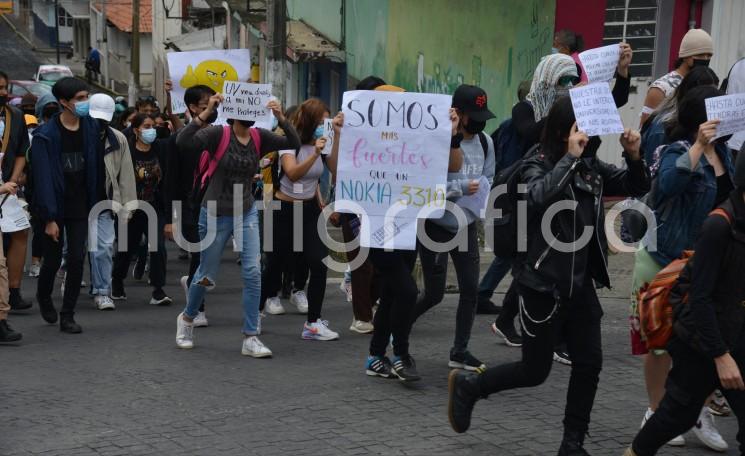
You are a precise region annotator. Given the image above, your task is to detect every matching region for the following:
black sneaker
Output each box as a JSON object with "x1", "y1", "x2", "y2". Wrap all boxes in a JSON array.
[
  {"x1": 554, "y1": 350, "x2": 572, "y2": 366},
  {"x1": 0, "y1": 320, "x2": 22, "y2": 342},
  {"x1": 36, "y1": 294, "x2": 58, "y2": 324},
  {"x1": 112, "y1": 280, "x2": 127, "y2": 301},
  {"x1": 59, "y1": 316, "x2": 82, "y2": 334},
  {"x1": 133, "y1": 259, "x2": 146, "y2": 281},
  {"x1": 476, "y1": 298, "x2": 502, "y2": 315},
  {"x1": 9, "y1": 289, "x2": 32, "y2": 311},
  {"x1": 447, "y1": 369, "x2": 481, "y2": 433},
  {"x1": 557, "y1": 430, "x2": 590, "y2": 456},
  {"x1": 392, "y1": 355, "x2": 421, "y2": 382},
  {"x1": 149, "y1": 288, "x2": 173, "y2": 306},
  {"x1": 365, "y1": 355, "x2": 393, "y2": 378},
  {"x1": 492, "y1": 320, "x2": 523, "y2": 347},
  {"x1": 448, "y1": 351, "x2": 486, "y2": 372}
]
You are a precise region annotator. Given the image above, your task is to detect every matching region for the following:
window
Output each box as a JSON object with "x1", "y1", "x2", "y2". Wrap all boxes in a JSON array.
[
  {"x1": 57, "y1": 6, "x2": 72, "y2": 27},
  {"x1": 603, "y1": 0, "x2": 658, "y2": 77}
]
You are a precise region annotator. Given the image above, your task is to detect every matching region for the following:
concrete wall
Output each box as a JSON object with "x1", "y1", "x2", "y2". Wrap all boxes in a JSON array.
[
  {"x1": 705, "y1": 0, "x2": 745, "y2": 81},
  {"x1": 287, "y1": 0, "x2": 342, "y2": 44}
]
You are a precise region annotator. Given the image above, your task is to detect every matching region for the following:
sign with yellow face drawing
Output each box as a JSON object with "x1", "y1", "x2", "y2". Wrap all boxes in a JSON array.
[{"x1": 167, "y1": 49, "x2": 251, "y2": 114}]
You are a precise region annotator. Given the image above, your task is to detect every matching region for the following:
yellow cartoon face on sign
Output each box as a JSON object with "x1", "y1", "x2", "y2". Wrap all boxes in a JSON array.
[{"x1": 179, "y1": 60, "x2": 238, "y2": 92}]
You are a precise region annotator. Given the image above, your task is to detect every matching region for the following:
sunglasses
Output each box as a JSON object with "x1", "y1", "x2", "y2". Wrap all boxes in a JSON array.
[{"x1": 558, "y1": 75, "x2": 581, "y2": 87}]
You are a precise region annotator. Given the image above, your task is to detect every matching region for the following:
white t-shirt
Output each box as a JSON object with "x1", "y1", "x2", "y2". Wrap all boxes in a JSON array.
[
  {"x1": 278, "y1": 144, "x2": 324, "y2": 200},
  {"x1": 650, "y1": 70, "x2": 683, "y2": 98}
]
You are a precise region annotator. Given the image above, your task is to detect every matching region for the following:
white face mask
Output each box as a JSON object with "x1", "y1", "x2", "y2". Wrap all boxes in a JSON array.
[{"x1": 0, "y1": 119, "x2": 5, "y2": 139}]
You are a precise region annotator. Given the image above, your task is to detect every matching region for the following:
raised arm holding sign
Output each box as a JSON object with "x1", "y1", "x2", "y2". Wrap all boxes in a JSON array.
[
  {"x1": 578, "y1": 44, "x2": 622, "y2": 83},
  {"x1": 221, "y1": 82, "x2": 273, "y2": 122}
]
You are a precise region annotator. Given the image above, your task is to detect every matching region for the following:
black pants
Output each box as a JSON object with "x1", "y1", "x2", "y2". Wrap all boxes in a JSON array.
[
  {"x1": 262, "y1": 200, "x2": 327, "y2": 322},
  {"x1": 478, "y1": 281, "x2": 603, "y2": 435},
  {"x1": 369, "y1": 249, "x2": 418, "y2": 358},
  {"x1": 31, "y1": 217, "x2": 45, "y2": 259},
  {"x1": 633, "y1": 337, "x2": 745, "y2": 455},
  {"x1": 112, "y1": 209, "x2": 166, "y2": 290},
  {"x1": 183, "y1": 223, "x2": 204, "y2": 312},
  {"x1": 495, "y1": 280, "x2": 520, "y2": 326},
  {"x1": 411, "y1": 220, "x2": 479, "y2": 357},
  {"x1": 37, "y1": 218, "x2": 87, "y2": 317}
]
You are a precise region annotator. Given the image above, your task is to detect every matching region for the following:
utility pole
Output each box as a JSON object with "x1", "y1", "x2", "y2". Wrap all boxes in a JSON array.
[
  {"x1": 128, "y1": 0, "x2": 140, "y2": 105},
  {"x1": 266, "y1": 0, "x2": 286, "y2": 105},
  {"x1": 102, "y1": 0, "x2": 109, "y2": 88},
  {"x1": 54, "y1": 0, "x2": 60, "y2": 63}
]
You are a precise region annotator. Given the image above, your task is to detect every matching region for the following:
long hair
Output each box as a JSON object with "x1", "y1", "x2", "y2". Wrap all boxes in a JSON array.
[
  {"x1": 668, "y1": 85, "x2": 724, "y2": 143},
  {"x1": 291, "y1": 98, "x2": 329, "y2": 145},
  {"x1": 651, "y1": 66, "x2": 720, "y2": 129},
  {"x1": 540, "y1": 96, "x2": 576, "y2": 163}
]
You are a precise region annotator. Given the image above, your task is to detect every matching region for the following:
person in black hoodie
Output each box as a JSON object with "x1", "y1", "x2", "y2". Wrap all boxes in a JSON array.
[
  {"x1": 448, "y1": 96, "x2": 650, "y2": 455},
  {"x1": 624, "y1": 152, "x2": 745, "y2": 455}
]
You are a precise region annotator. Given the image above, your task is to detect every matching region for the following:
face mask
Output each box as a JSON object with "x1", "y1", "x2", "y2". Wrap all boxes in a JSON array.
[
  {"x1": 464, "y1": 119, "x2": 486, "y2": 134},
  {"x1": 0, "y1": 95, "x2": 7, "y2": 107},
  {"x1": 551, "y1": 47, "x2": 559, "y2": 54},
  {"x1": 313, "y1": 125, "x2": 325, "y2": 139},
  {"x1": 693, "y1": 59, "x2": 711, "y2": 68},
  {"x1": 555, "y1": 86, "x2": 571, "y2": 99},
  {"x1": 73, "y1": 100, "x2": 90, "y2": 118},
  {"x1": 155, "y1": 125, "x2": 171, "y2": 139},
  {"x1": 271, "y1": 116, "x2": 279, "y2": 131},
  {"x1": 0, "y1": 119, "x2": 5, "y2": 138},
  {"x1": 140, "y1": 128, "x2": 157, "y2": 144},
  {"x1": 124, "y1": 121, "x2": 131, "y2": 129}
]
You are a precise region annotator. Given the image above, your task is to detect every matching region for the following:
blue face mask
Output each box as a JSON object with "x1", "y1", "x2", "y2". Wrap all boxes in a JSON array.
[
  {"x1": 551, "y1": 47, "x2": 559, "y2": 54},
  {"x1": 271, "y1": 116, "x2": 279, "y2": 131},
  {"x1": 313, "y1": 125, "x2": 324, "y2": 139},
  {"x1": 0, "y1": 120, "x2": 5, "y2": 139},
  {"x1": 74, "y1": 100, "x2": 90, "y2": 118},
  {"x1": 140, "y1": 128, "x2": 157, "y2": 144}
]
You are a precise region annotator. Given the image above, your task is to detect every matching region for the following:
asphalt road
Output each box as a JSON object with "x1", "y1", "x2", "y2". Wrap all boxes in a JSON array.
[{"x1": 0, "y1": 21, "x2": 42, "y2": 81}]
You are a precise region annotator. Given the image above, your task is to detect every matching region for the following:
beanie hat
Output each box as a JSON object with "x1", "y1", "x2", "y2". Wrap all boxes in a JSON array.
[
  {"x1": 679, "y1": 29, "x2": 714, "y2": 58},
  {"x1": 735, "y1": 150, "x2": 745, "y2": 190}
]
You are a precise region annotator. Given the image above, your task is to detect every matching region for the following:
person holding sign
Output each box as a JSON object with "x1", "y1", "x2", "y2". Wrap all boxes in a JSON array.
[
  {"x1": 410, "y1": 84, "x2": 496, "y2": 373},
  {"x1": 261, "y1": 98, "x2": 341, "y2": 342},
  {"x1": 448, "y1": 96, "x2": 649, "y2": 455},
  {"x1": 174, "y1": 93, "x2": 300, "y2": 357}
]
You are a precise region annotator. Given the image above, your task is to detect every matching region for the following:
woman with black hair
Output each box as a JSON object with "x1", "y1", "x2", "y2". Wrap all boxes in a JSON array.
[{"x1": 448, "y1": 96, "x2": 649, "y2": 455}]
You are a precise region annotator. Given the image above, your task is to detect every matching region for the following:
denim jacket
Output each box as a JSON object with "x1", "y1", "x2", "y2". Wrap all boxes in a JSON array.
[{"x1": 646, "y1": 140, "x2": 735, "y2": 266}]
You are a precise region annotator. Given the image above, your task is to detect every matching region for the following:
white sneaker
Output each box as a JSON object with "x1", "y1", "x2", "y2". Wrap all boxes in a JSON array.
[
  {"x1": 176, "y1": 313, "x2": 194, "y2": 349},
  {"x1": 193, "y1": 311, "x2": 209, "y2": 327},
  {"x1": 339, "y1": 280, "x2": 352, "y2": 302},
  {"x1": 180, "y1": 275, "x2": 189, "y2": 305},
  {"x1": 94, "y1": 295, "x2": 116, "y2": 311},
  {"x1": 290, "y1": 290, "x2": 309, "y2": 313},
  {"x1": 693, "y1": 407, "x2": 728, "y2": 452},
  {"x1": 28, "y1": 263, "x2": 41, "y2": 278},
  {"x1": 265, "y1": 297, "x2": 285, "y2": 315},
  {"x1": 349, "y1": 319, "x2": 374, "y2": 334},
  {"x1": 302, "y1": 320, "x2": 340, "y2": 341},
  {"x1": 241, "y1": 336, "x2": 272, "y2": 358},
  {"x1": 641, "y1": 408, "x2": 685, "y2": 446}
]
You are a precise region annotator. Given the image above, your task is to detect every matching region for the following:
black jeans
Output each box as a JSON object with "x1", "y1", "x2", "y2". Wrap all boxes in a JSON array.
[
  {"x1": 495, "y1": 280, "x2": 520, "y2": 327},
  {"x1": 633, "y1": 337, "x2": 745, "y2": 455},
  {"x1": 411, "y1": 220, "x2": 480, "y2": 357},
  {"x1": 369, "y1": 249, "x2": 418, "y2": 358},
  {"x1": 262, "y1": 200, "x2": 327, "y2": 322},
  {"x1": 37, "y1": 218, "x2": 88, "y2": 317},
  {"x1": 478, "y1": 281, "x2": 603, "y2": 435},
  {"x1": 112, "y1": 209, "x2": 167, "y2": 290},
  {"x1": 182, "y1": 223, "x2": 204, "y2": 311},
  {"x1": 31, "y1": 217, "x2": 46, "y2": 259}
]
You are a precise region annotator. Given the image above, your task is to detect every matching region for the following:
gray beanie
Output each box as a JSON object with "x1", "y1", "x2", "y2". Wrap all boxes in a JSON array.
[{"x1": 736, "y1": 150, "x2": 745, "y2": 190}]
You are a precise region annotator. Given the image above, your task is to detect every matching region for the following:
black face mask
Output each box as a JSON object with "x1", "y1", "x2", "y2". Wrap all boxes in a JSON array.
[
  {"x1": 693, "y1": 59, "x2": 711, "y2": 68},
  {"x1": 0, "y1": 95, "x2": 7, "y2": 107},
  {"x1": 237, "y1": 119, "x2": 255, "y2": 128},
  {"x1": 464, "y1": 119, "x2": 486, "y2": 134},
  {"x1": 42, "y1": 106, "x2": 58, "y2": 121},
  {"x1": 155, "y1": 125, "x2": 171, "y2": 139}
]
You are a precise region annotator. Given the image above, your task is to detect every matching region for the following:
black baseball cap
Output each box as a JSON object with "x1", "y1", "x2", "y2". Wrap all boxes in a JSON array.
[{"x1": 452, "y1": 85, "x2": 495, "y2": 122}]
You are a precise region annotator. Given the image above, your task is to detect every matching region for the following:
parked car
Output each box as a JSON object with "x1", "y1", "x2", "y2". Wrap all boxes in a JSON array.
[
  {"x1": 34, "y1": 65, "x2": 74, "y2": 86},
  {"x1": 8, "y1": 80, "x2": 52, "y2": 102}
]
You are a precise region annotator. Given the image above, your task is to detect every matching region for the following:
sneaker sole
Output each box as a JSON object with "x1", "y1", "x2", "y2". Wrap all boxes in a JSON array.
[
  {"x1": 111, "y1": 295, "x2": 127, "y2": 301},
  {"x1": 241, "y1": 350, "x2": 272, "y2": 358},
  {"x1": 149, "y1": 297, "x2": 173, "y2": 306},
  {"x1": 708, "y1": 406, "x2": 730, "y2": 417},
  {"x1": 667, "y1": 437, "x2": 686, "y2": 447},
  {"x1": 193, "y1": 321, "x2": 209, "y2": 328},
  {"x1": 176, "y1": 343, "x2": 194, "y2": 349},
  {"x1": 302, "y1": 334, "x2": 339, "y2": 341},
  {"x1": 392, "y1": 369, "x2": 421, "y2": 382},
  {"x1": 553, "y1": 353, "x2": 572, "y2": 366},
  {"x1": 350, "y1": 327, "x2": 374, "y2": 334},
  {"x1": 492, "y1": 325, "x2": 523, "y2": 348},
  {"x1": 447, "y1": 369, "x2": 465, "y2": 433},
  {"x1": 96, "y1": 306, "x2": 116, "y2": 311},
  {"x1": 692, "y1": 429, "x2": 728, "y2": 452},
  {"x1": 266, "y1": 308, "x2": 286, "y2": 315},
  {"x1": 365, "y1": 369, "x2": 393, "y2": 378},
  {"x1": 448, "y1": 360, "x2": 486, "y2": 372}
]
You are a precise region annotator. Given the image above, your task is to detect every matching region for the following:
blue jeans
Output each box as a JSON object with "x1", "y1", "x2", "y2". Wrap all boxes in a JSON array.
[
  {"x1": 184, "y1": 206, "x2": 261, "y2": 335},
  {"x1": 477, "y1": 255, "x2": 512, "y2": 301},
  {"x1": 89, "y1": 211, "x2": 115, "y2": 296}
]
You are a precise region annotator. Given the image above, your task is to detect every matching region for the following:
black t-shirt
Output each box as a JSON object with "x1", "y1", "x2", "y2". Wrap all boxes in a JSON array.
[
  {"x1": 715, "y1": 173, "x2": 734, "y2": 207},
  {"x1": 96, "y1": 131, "x2": 107, "y2": 202},
  {"x1": 132, "y1": 142, "x2": 164, "y2": 204},
  {"x1": 58, "y1": 117, "x2": 88, "y2": 219}
]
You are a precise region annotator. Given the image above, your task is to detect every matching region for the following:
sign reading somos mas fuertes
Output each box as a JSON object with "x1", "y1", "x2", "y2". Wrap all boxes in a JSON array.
[{"x1": 335, "y1": 90, "x2": 452, "y2": 219}]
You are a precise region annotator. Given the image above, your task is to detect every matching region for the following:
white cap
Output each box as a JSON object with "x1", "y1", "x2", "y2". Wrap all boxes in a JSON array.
[{"x1": 89, "y1": 93, "x2": 116, "y2": 122}]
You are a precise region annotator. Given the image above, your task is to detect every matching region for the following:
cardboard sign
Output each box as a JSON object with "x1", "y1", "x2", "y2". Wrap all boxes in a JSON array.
[
  {"x1": 167, "y1": 49, "x2": 251, "y2": 114},
  {"x1": 705, "y1": 93, "x2": 745, "y2": 139},
  {"x1": 570, "y1": 82, "x2": 624, "y2": 137},
  {"x1": 578, "y1": 44, "x2": 621, "y2": 83},
  {"x1": 335, "y1": 90, "x2": 452, "y2": 219},
  {"x1": 220, "y1": 82, "x2": 273, "y2": 122}
]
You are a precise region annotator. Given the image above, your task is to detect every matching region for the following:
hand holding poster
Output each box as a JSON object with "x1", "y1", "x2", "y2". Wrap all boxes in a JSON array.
[
  {"x1": 578, "y1": 44, "x2": 621, "y2": 83},
  {"x1": 334, "y1": 90, "x2": 452, "y2": 219},
  {"x1": 570, "y1": 82, "x2": 624, "y2": 137},
  {"x1": 166, "y1": 49, "x2": 251, "y2": 114},
  {"x1": 220, "y1": 82, "x2": 273, "y2": 122},
  {"x1": 705, "y1": 93, "x2": 745, "y2": 139}
]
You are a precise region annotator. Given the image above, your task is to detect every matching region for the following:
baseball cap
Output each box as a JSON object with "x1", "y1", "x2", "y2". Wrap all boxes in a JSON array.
[
  {"x1": 452, "y1": 85, "x2": 495, "y2": 122},
  {"x1": 89, "y1": 93, "x2": 116, "y2": 122}
]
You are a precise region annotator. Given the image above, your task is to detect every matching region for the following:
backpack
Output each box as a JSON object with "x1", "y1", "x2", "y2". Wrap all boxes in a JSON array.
[
  {"x1": 191, "y1": 125, "x2": 262, "y2": 208},
  {"x1": 489, "y1": 144, "x2": 539, "y2": 258},
  {"x1": 638, "y1": 207, "x2": 732, "y2": 350},
  {"x1": 492, "y1": 118, "x2": 526, "y2": 173}
]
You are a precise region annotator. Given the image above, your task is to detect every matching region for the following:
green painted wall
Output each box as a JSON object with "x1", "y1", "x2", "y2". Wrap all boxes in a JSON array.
[
  {"x1": 287, "y1": 0, "x2": 343, "y2": 44},
  {"x1": 345, "y1": 0, "x2": 390, "y2": 82}
]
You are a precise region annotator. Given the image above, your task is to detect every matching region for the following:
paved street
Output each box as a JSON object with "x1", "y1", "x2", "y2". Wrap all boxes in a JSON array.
[
  {"x1": 0, "y1": 21, "x2": 42, "y2": 80},
  {"x1": 1, "y1": 245, "x2": 740, "y2": 456}
]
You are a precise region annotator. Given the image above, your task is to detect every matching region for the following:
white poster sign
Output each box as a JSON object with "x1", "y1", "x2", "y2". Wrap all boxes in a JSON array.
[
  {"x1": 570, "y1": 82, "x2": 624, "y2": 137},
  {"x1": 166, "y1": 49, "x2": 251, "y2": 114},
  {"x1": 705, "y1": 93, "x2": 745, "y2": 139},
  {"x1": 458, "y1": 175, "x2": 490, "y2": 218},
  {"x1": 360, "y1": 216, "x2": 418, "y2": 250},
  {"x1": 221, "y1": 82, "x2": 272, "y2": 122},
  {"x1": 0, "y1": 195, "x2": 30, "y2": 233},
  {"x1": 335, "y1": 90, "x2": 452, "y2": 219},
  {"x1": 578, "y1": 44, "x2": 621, "y2": 83},
  {"x1": 321, "y1": 118, "x2": 335, "y2": 155}
]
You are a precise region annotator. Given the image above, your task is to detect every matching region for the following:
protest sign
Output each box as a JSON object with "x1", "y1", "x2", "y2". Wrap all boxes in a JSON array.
[
  {"x1": 458, "y1": 175, "x2": 490, "y2": 218},
  {"x1": 220, "y1": 82, "x2": 272, "y2": 122},
  {"x1": 578, "y1": 44, "x2": 621, "y2": 83},
  {"x1": 705, "y1": 93, "x2": 745, "y2": 139},
  {"x1": 360, "y1": 216, "x2": 418, "y2": 250},
  {"x1": 0, "y1": 195, "x2": 30, "y2": 233},
  {"x1": 570, "y1": 82, "x2": 624, "y2": 137},
  {"x1": 335, "y1": 90, "x2": 452, "y2": 219},
  {"x1": 167, "y1": 49, "x2": 251, "y2": 114},
  {"x1": 321, "y1": 118, "x2": 335, "y2": 155}
]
